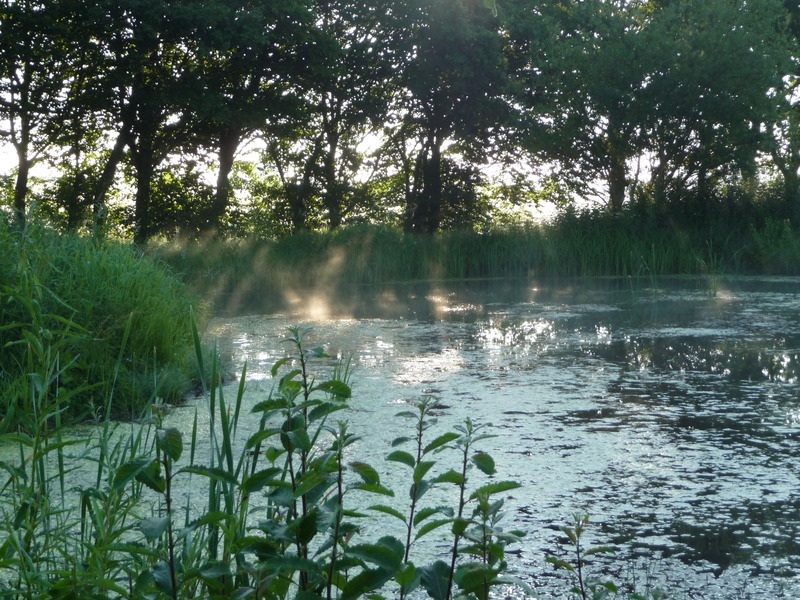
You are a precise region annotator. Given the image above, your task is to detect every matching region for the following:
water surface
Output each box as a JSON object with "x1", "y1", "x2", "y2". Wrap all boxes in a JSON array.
[{"x1": 202, "y1": 277, "x2": 800, "y2": 599}]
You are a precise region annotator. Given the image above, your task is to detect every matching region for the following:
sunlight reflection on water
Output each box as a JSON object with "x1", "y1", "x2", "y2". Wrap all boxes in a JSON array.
[{"x1": 202, "y1": 277, "x2": 800, "y2": 598}]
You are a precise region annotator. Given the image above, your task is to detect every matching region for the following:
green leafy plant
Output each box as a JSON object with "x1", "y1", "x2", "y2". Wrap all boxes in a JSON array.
[
  {"x1": 371, "y1": 400, "x2": 526, "y2": 600},
  {"x1": 547, "y1": 513, "x2": 619, "y2": 600},
  {"x1": 0, "y1": 320, "x2": 527, "y2": 600}
]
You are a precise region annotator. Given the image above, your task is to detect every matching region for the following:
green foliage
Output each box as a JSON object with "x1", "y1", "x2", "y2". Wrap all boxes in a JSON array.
[
  {"x1": 0, "y1": 320, "x2": 527, "y2": 599},
  {"x1": 547, "y1": 513, "x2": 670, "y2": 600},
  {"x1": 0, "y1": 219, "x2": 205, "y2": 425}
]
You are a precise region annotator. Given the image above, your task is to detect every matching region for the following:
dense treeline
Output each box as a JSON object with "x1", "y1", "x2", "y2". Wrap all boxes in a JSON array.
[{"x1": 1, "y1": 0, "x2": 799, "y2": 240}]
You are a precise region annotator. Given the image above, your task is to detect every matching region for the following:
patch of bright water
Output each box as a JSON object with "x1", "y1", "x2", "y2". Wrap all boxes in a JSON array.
[{"x1": 195, "y1": 278, "x2": 800, "y2": 598}]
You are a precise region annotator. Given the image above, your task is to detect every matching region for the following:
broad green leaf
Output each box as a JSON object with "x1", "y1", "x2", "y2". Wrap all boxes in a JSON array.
[
  {"x1": 413, "y1": 460, "x2": 435, "y2": 484},
  {"x1": 241, "y1": 468, "x2": 283, "y2": 494},
  {"x1": 252, "y1": 399, "x2": 290, "y2": 414},
  {"x1": 349, "y1": 461, "x2": 380, "y2": 485},
  {"x1": 232, "y1": 587, "x2": 255, "y2": 600},
  {"x1": 433, "y1": 469, "x2": 465, "y2": 485},
  {"x1": 245, "y1": 428, "x2": 280, "y2": 450},
  {"x1": 454, "y1": 562, "x2": 500, "y2": 600},
  {"x1": 369, "y1": 504, "x2": 407, "y2": 524},
  {"x1": 139, "y1": 517, "x2": 170, "y2": 542},
  {"x1": 386, "y1": 450, "x2": 415, "y2": 468},
  {"x1": 396, "y1": 562, "x2": 420, "y2": 594},
  {"x1": 423, "y1": 432, "x2": 459, "y2": 455},
  {"x1": 199, "y1": 560, "x2": 232, "y2": 579},
  {"x1": 134, "y1": 461, "x2": 166, "y2": 494},
  {"x1": 419, "y1": 560, "x2": 451, "y2": 600},
  {"x1": 471, "y1": 452, "x2": 496, "y2": 475},
  {"x1": 152, "y1": 561, "x2": 174, "y2": 596},
  {"x1": 341, "y1": 568, "x2": 395, "y2": 600},
  {"x1": 347, "y1": 537, "x2": 404, "y2": 570},
  {"x1": 413, "y1": 506, "x2": 443, "y2": 526},
  {"x1": 410, "y1": 479, "x2": 431, "y2": 500},
  {"x1": 415, "y1": 519, "x2": 452, "y2": 541},
  {"x1": 264, "y1": 446, "x2": 285, "y2": 463},
  {"x1": 283, "y1": 428, "x2": 312, "y2": 452},
  {"x1": 308, "y1": 401, "x2": 347, "y2": 423},
  {"x1": 294, "y1": 469, "x2": 329, "y2": 498},
  {"x1": 469, "y1": 481, "x2": 520, "y2": 500},
  {"x1": 292, "y1": 508, "x2": 321, "y2": 545},
  {"x1": 256, "y1": 554, "x2": 322, "y2": 575},
  {"x1": 312, "y1": 380, "x2": 351, "y2": 398},
  {"x1": 391, "y1": 436, "x2": 412, "y2": 447},
  {"x1": 157, "y1": 428, "x2": 182, "y2": 462},
  {"x1": 267, "y1": 485, "x2": 294, "y2": 507},
  {"x1": 270, "y1": 357, "x2": 292, "y2": 377},
  {"x1": 112, "y1": 459, "x2": 154, "y2": 491},
  {"x1": 279, "y1": 369, "x2": 302, "y2": 384},
  {"x1": 308, "y1": 346, "x2": 329, "y2": 358},
  {"x1": 452, "y1": 516, "x2": 470, "y2": 536}
]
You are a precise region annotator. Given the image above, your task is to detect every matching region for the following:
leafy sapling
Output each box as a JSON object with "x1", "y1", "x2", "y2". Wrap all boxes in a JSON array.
[{"x1": 547, "y1": 513, "x2": 619, "y2": 600}]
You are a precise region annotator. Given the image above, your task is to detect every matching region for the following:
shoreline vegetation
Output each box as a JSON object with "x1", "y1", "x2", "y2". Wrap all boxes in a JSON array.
[
  {"x1": 147, "y1": 207, "x2": 800, "y2": 314},
  {"x1": 0, "y1": 219, "x2": 207, "y2": 428},
  {"x1": 0, "y1": 207, "x2": 799, "y2": 598},
  {"x1": 4, "y1": 198, "x2": 800, "y2": 423}
]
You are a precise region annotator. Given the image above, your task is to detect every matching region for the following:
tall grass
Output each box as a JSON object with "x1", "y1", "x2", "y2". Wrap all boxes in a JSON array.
[
  {"x1": 0, "y1": 218, "x2": 206, "y2": 425},
  {"x1": 148, "y1": 209, "x2": 800, "y2": 313}
]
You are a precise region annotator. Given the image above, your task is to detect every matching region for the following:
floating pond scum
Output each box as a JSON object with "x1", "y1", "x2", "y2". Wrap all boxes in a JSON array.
[
  {"x1": 200, "y1": 276, "x2": 800, "y2": 599},
  {"x1": 3, "y1": 276, "x2": 800, "y2": 598}
]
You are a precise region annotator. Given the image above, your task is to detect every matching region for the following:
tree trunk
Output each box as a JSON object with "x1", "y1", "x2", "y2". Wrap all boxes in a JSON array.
[
  {"x1": 785, "y1": 165, "x2": 800, "y2": 223},
  {"x1": 12, "y1": 83, "x2": 33, "y2": 227},
  {"x1": 91, "y1": 80, "x2": 140, "y2": 236},
  {"x1": 608, "y1": 152, "x2": 626, "y2": 213},
  {"x1": 211, "y1": 126, "x2": 241, "y2": 232},
  {"x1": 322, "y1": 129, "x2": 342, "y2": 230},
  {"x1": 91, "y1": 127, "x2": 131, "y2": 234},
  {"x1": 606, "y1": 115, "x2": 626, "y2": 213},
  {"x1": 409, "y1": 132, "x2": 443, "y2": 233},
  {"x1": 132, "y1": 132, "x2": 155, "y2": 244},
  {"x1": 13, "y1": 155, "x2": 31, "y2": 227}
]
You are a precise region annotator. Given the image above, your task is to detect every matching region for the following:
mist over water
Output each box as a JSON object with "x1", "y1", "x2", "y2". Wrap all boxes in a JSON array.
[{"x1": 204, "y1": 277, "x2": 800, "y2": 599}]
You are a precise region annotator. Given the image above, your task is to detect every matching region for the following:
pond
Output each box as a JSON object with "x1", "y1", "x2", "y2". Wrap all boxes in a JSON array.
[{"x1": 199, "y1": 276, "x2": 800, "y2": 599}]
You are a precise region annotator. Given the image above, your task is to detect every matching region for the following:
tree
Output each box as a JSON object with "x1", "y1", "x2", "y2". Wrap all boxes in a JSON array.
[
  {"x1": 503, "y1": 0, "x2": 655, "y2": 211},
  {"x1": 400, "y1": 0, "x2": 507, "y2": 232},
  {"x1": 261, "y1": 0, "x2": 415, "y2": 232},
  {"x1": 179, "y1": 0, "x2": 318, "y2": 233},
  {"x1": 0, "y1": 0, "x2": 74, "y2": 224},
  {"x1": 764, "y1": 1, "x2": 800, "y2": 216},
  {"x1": 642, "y1": 0, "x2": 789, "y2": 206},
  {"x1": 505, "y1": 0, "x2": 788, "y2": 212}
]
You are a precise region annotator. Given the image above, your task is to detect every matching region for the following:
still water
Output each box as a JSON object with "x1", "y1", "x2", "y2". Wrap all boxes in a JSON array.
[{"x1": 201, "y1": 277, "x2": 800, "y2": 599}]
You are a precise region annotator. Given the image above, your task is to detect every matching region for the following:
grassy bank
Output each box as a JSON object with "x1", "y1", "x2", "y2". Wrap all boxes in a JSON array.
[
  {"x1": 0, "y1": 219, "x2": 206, "y2": 427},
  {"x1": 148, "y1": 210, "x2": 800, "y2": 312}
]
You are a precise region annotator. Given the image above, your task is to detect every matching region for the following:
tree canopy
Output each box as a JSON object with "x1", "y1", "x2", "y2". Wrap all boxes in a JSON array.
[{"x1": 0, "y1": 0, "x2": 797, "y2": 236}]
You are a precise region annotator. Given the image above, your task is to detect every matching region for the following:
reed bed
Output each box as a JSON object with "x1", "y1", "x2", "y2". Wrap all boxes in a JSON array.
[{"x1": 148, "y1": 212, "x2": 800, "y2": 313}]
